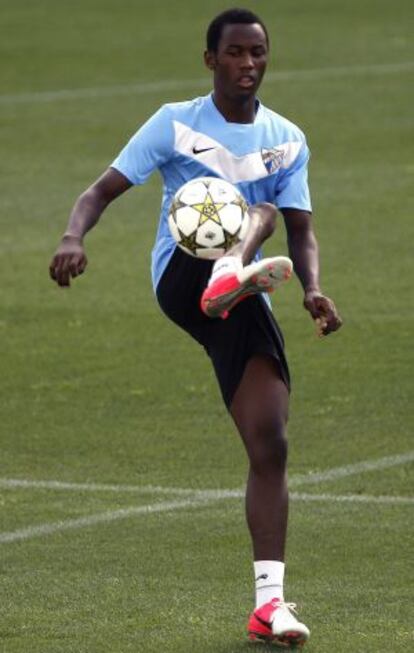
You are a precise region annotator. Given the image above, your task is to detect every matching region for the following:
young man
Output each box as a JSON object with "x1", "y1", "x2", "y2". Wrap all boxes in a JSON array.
[{"x1": 50, "y1": 8, "x2": 342, "y2": 647}]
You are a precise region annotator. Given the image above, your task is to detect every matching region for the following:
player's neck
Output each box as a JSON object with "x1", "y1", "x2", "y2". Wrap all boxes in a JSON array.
[{"x1": 212, "y1": 92, "x2": 258, "y2": 124}]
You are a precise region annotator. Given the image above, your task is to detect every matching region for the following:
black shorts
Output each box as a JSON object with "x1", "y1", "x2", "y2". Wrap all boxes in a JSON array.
[{"x1": 156, "y1": 247, "x2": 290, "y2": 409}]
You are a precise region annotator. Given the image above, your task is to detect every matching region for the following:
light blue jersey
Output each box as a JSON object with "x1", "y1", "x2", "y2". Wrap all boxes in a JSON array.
[{"x1": 111, "y1": 93, "x2": 312, "y2": 291}]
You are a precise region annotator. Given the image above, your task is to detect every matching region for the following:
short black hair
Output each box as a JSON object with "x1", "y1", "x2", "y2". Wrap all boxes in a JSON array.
[{"x1": 206, "y1": 8, "x2": 269, "y2": 53}]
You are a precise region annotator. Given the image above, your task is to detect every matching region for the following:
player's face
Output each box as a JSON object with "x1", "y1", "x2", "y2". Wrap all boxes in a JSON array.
[{"x1": 205, "y1": 23, "x2": 268, "y2": 100}]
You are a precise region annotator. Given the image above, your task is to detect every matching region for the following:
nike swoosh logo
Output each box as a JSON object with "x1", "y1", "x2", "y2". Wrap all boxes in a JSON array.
[
  {"x1": 255, "y1": 573, "x2": 269, "y2": 582},
  {"x1": 192, "y1": 146, "x2": 216, "y2": 154}
]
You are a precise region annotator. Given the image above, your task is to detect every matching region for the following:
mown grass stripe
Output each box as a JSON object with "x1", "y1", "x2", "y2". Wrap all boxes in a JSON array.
[{"x1": 1, "y1": 61, "x2": 413, "y2": 105}]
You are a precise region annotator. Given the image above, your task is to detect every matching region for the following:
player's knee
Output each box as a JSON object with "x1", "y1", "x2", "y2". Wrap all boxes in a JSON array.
[{"x1": 248, "y1": 419, "x2": 288, "y2": 473}]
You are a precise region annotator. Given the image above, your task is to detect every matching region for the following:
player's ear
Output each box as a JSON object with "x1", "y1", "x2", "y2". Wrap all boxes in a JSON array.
[{"x1": 204, "y1": 50, "x2": 216, "y2": 71}]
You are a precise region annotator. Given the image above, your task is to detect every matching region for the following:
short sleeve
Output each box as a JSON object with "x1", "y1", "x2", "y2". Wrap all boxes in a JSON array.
[
  {"x1": 275, "y1": 140, "x2": 312, "y2": 212},
  {"x1": 111, "y1": 105, "x2": 174, "y2": 185}
]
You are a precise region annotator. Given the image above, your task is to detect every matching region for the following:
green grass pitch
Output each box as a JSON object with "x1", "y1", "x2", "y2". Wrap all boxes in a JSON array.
[{"x1": 1, "y1": 0, "x2": 413, "y2": 651}]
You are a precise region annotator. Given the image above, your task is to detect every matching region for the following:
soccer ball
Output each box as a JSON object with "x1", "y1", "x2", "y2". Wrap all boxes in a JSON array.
[{"x1": 168, "y1": 177, "x2": 250, "y2": 259}]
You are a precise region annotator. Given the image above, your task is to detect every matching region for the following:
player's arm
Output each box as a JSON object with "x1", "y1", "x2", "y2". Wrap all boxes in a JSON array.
[
  {"x1": 49, "y1": 167, "x2": 132, "y2": 287},
  {"x1": 282, "y1": 208, "x2": 342, "y2": 336}
]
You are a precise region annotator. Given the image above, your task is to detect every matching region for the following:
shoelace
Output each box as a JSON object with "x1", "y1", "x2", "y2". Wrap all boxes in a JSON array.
[{"x1": 271, "y1": 600, "x2": 298, "y2": 614}]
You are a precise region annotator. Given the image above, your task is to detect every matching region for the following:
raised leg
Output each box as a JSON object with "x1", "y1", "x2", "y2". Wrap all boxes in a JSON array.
[
  {"x1": 229, "y1": 202, "x2": 277, "y2": 264},
  {"x1": 201, "y1": 204, "x2": 292, "y2": 319}
]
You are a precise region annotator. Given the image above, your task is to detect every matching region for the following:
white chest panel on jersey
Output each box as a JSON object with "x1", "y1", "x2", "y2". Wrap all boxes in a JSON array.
[{"x1": 173, "y1": 120, "x2": 302, "y2": 184}]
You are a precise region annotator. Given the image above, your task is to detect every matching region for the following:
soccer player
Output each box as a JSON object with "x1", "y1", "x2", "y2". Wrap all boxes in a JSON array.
[{"x1": 50, "y1": 8, "x2": 342, "y2": 647}]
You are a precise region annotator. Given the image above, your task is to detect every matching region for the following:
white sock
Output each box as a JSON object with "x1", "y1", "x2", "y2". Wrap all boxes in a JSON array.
[
  {"x1": 208, "y1": 255, "x2": 242, "y2": 286},
  {"x1": 254, "y1": 560, "x2": 285, "y2": 608}
]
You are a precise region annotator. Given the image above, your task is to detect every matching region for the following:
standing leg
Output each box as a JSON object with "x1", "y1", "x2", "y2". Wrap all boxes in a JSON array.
[
  {"x1": 230, "y1": 354, "x2": 310, "y2": 646},
  {"x1": 230, "y1": 354, "x2": 289, "y2": 562}
]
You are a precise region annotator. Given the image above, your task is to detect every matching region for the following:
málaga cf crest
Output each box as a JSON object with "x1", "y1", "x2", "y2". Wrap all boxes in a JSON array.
[{"x1": 261, "y1": 147, "x2": 285, "y2": 174}]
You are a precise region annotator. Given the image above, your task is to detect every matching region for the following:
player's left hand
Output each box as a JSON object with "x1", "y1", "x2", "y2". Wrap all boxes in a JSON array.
[{"x1": 303, "y1": 290, "x2": 342, "y2": 337}]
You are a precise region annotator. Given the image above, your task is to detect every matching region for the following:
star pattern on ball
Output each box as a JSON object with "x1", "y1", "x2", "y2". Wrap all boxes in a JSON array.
[
  {"x1": 171, "y1": 197, "x2": 187, "y2": 215},
  {"x1": 223, "y1": 230, "x2": 242, "y2": 250},
  {"x1": 191, "y1": 191, "x2": 225, "y2": 226},
  {"x1": 231, "y1": 195, "x2": 248, "y2": 212},
  {"x1": 176, "y1": 228, "x2": 199, "y2": 254}
]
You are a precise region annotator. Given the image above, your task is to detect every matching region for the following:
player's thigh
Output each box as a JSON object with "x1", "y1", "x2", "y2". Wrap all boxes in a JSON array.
[
  {"x1": 230, "y1": 354, "x2": 289, "y2": 465},
  {"x1": 156, "y1": 247, "x2": 212, "y2": 337}
]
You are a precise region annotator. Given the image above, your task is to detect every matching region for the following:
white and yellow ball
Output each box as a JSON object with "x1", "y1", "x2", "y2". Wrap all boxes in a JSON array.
[{"x1": 168, "y1": 177, "x2": 250, "y2": 259}]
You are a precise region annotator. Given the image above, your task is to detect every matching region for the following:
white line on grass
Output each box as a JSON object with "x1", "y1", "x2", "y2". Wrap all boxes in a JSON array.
[
  {"x1": 1, "y1": 450, "x2": 412, "y2": 495},
  {"x1": 289, "y1": 450, "x2": 414, "y2": 488},
  {"x1": 291, "y1": 492, "x2": 414, "y2": 506},
  {"x1": 0, "y1": 478, "x2": 242, "y2": 498},
  {"x1": 1, "y1": 61, "x2": 413, "y2": 105},
  {"x1": 1, "y1": 491, "x2": 412, "y2": 544},
  {"x1": 1, "y1": 451, "x2": 412, "y2": 544},
  {"x1": 0, "y1": 496, "x2": 215, "y2": 544}
]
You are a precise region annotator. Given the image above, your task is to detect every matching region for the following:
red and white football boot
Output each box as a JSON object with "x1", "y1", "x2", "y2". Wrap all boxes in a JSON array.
[
  {"x1": 200, "y1": 256, "x2": 293, "y2": 319},
  {"x1": 247, "y1": 597, "x2": 310, "y2": 648}
]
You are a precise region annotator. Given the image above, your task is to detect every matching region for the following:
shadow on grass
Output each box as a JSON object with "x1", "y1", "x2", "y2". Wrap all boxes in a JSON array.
[{"x1": 212, "y1": 642, "x2": 300, "y2": 653}]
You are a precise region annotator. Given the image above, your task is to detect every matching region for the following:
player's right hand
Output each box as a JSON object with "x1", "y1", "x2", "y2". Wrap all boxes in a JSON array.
[{"x1": 49, "y1": 235, "x2": 88, "y2": 287}]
